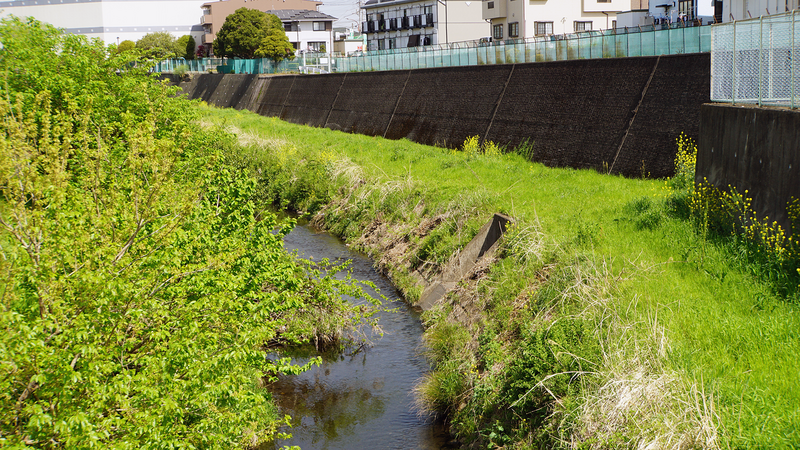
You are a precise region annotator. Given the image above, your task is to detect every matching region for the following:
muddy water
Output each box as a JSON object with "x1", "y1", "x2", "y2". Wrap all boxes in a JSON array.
[{"x1": 269, "y1": 224, "x2": 452, "y2": 450}]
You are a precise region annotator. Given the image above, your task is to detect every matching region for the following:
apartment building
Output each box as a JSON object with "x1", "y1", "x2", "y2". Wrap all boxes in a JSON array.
[
  {"x1": 483, "y1": 0, "x2": 636, "y2": 40},
  {"x1": 0, "y1": 0, "x2": 207, "y2": 46},
  {"x1": 720, "y1": 0, "x2": 799, "y2": 21},
  {"x1": 361, "y1": 0, "x2": 487, "y2": 51},
  {"x1": 201, "y1": 0, "x2": 322, "y2": 46}
]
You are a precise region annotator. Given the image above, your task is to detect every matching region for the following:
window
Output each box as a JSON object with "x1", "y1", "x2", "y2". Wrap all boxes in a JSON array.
[
  {"x1": 487, "y1": 1, "x2": 494, "y2": 8},
  {"x1": 423, "y1": 35, "x2": 432, "y2": 45},
  {"x1": 313, "y1": 21, "x2": 327, "y2": 31},
  {"x1": 388, "y1": 37, "x2": 396, "y2": 49},
  {"x1": 492, "y1": 23, "x2": 503, "y2": 39},
  {"x1": 308, "y1": 41, "x2": 325, "y2": 52},
  {"x1": 508, "y1": 22, "x2": 519, "y2": 37},
  {"x1": 597, "y1": 0, "x2": 611, "y2": 3},
  {"x1": 378, "y1": 39, "x2": 385, "y2": 50},
  {"x1": 534, "y1": 21, "x2": 553, "y2": 35},
  {"x1": 284, "y1": 23, "x2": 293, "y2": 32},
  {"x1": 574, "y1": 21, "x2": 591, "y2": 31},
  {"x1": 424, "y1": 5, "x2": 433, "y2": 14}
]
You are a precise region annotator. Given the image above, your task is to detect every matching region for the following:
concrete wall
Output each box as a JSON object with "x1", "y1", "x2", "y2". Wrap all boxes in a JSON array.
[
  {"x1": 174, "y1": 53, "x2": 710, "y2": 179},
  {"x1": 697, "y1": 104, "x2": 800, "y2": 233}
]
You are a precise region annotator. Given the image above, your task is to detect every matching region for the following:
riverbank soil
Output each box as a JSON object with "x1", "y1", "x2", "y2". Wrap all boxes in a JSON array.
[{"x1": 205, "y1": 106, "x2": 800, "y2": 449}]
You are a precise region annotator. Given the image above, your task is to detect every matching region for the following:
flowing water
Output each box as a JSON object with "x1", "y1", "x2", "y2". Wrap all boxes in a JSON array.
[{"x1": 269, "y1": 223, "x2": 453, "y2": 450}]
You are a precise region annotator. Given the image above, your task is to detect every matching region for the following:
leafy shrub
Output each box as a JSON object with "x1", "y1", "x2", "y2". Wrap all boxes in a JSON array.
[{"x1": 0, "y1": 17, "x2": 375, "y2": 447}]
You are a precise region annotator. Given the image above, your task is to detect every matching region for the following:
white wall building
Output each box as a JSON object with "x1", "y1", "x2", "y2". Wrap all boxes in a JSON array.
[
  {"x1": 483, "y1": 0, "x2": 634, "y2": 39},
  {"x1": 720, "y1": 0, "x2": 798, "y2": 21},
  {"x1": 0, "y1": 0, "x2": 207, "y2": 47},
  {"x1": 269, "y1": 9, "x2": 336, "y2": 52},
  {"x1": 362, "y1": 0, "x2": 487, "y2": 50}
]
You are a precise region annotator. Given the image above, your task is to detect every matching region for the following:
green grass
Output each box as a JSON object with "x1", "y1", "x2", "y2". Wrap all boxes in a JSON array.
[{"x1": 203, "y1": 106, "x2": 800, "y2": 449}]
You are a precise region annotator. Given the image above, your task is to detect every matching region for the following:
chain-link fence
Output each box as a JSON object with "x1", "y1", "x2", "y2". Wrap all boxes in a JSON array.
[{"x1": 711, "y1": 11, "x2": 800, "y2": 107}]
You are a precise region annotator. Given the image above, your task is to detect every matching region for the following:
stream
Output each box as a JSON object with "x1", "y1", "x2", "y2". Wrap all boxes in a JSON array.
[{"x1": 269, "y1": 223, "x2": 453, "y2": 450}]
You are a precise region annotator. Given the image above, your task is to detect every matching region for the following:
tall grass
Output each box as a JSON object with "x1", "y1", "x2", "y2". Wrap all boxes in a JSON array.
[{"x1": 203, "y1": 106, "x2": 800, "y2": 449}]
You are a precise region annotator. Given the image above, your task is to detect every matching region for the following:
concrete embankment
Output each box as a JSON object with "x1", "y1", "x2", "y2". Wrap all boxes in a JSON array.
[{"x1": 172, "y1": 53, "x2": 710, "y2": 179}]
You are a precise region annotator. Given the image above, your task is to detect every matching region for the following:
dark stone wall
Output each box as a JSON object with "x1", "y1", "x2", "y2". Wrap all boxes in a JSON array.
[
  {"x1": 175, "y1": 54, "x2": 711, "y2": 179},
  {"x1": 281, "y1": 73, "x2": 347, "y2": 127},
  {"x1": 697, "y1": 104, "x2": 800, "y2": 233},
  {"x1": 616, "y1": 53, "x2": 711, "y2": 178},
  {"x1": 326, "y1": 70, "x2": 409, "y2": 136},
  {"x1": 486, "y1": 58, "x2": 656, "y2": 174},
  {"x1": 385, "y1": 65, "x2": 513, "y2": 148},
  {"x1": 256, "y1": 75, "x2": 296, "y2": 117}
]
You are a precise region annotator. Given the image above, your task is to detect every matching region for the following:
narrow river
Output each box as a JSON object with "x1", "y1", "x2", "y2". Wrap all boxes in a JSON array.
[{"x1": 269, "y1": 223, "x2": 453, "y2": 450}]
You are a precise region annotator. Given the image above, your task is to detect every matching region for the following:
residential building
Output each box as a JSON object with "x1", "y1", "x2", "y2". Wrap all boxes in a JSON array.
[
  {"x1": 201, "y1": 0, "x2": 322, "y2": 47},
  {"x1": 333, "y1": 27, "x2": 367, "y2": 55},
  {"x1": 361, "y1": 0, "x2": 487, "y2": 51},
  {"x1": 483, "y1": 0, "x2": 641, "y2": 39},
  {"x1": 269, "y1": 9, "x2": 336, "y2": 52},
  {"x1": 0, "y1": 0, "x2": 207, "y2": 46},
  {"x1": 719, "y1": 0, "x2": 799, "y2": 21}
]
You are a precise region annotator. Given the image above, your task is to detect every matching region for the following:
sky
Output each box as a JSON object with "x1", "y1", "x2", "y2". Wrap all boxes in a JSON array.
[{"x1": 319, "y1": 0, "x2": 363, "y2": 29}]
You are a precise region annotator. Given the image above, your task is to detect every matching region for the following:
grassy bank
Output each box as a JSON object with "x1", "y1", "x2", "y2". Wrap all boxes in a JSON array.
[{"x1": 205, "y1": 106, "x2": 800, "y2": 449}]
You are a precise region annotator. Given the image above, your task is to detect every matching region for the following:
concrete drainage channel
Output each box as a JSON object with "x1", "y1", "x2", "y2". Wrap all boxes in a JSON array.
[{"x1": 416, "y1": 213, "x2": 512, "y2": 311}]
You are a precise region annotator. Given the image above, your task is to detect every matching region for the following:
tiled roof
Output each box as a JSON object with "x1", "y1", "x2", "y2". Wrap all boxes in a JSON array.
[{"x1": 267, "y1": 9, "x2": 337, "y2": 21}]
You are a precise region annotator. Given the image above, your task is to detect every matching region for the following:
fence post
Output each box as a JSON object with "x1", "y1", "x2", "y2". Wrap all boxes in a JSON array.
[
  {"x1": 758, "y1": 15, "x2": 764, "y2": 106},
  {"x1": 733, "y1": 20, "x2": 737, "y2": 105},
  {"x1": 789, "y1": 10, "x2": 796, "y2": 109}
]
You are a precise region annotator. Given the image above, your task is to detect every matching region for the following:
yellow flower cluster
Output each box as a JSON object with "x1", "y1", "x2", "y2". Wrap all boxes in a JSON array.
[{"x1": 458, "y1": 135, "x2": 503, "y2": 157}]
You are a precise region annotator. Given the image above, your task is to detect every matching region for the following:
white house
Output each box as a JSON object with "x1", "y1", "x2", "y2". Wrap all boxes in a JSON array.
[
  {"x1": 361, "y1": 0, "x2": 487, "y2": 50},
  {"x1": 0, "y1": 0, "x2": 206, "y2": 47},
  {"x1": 719, "y1": 0, "x2": 799, "y2": 21},
  {"x1": 483, "y1": 0, "x2": 636, "y2": 39},
  {"x1": 268, "y1": 9, "x2": 336, "y2": 52}
]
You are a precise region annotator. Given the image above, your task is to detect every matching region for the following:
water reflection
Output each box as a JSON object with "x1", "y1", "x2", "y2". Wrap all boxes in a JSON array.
[{"x1": 267, "y1": 224, "x2": 450, "y2": 450}]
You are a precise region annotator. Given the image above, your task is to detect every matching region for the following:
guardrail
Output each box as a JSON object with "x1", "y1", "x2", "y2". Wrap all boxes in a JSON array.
[{"x1": 710, "y1": 11, "x2": 800, "y2": 108}]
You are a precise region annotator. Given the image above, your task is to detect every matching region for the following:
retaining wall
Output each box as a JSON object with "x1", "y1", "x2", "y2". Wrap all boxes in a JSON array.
[
  {"x1": 174, "y1": 53, "x2": 710, "y2": 178},
  {"x1": 697, "y1": 104, "x2": 800, "y2": 233}
]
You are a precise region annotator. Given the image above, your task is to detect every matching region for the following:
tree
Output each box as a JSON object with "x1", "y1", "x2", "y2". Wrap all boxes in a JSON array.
[
  {"x1": 176, "y1": 34, "x2": 196, "y2": 60},
  {"x1": 135, "y1": 31, "x2": 181, "y2": 59},
  {"x1": 115, "y1": 39, "x2": 136, "y2": 54},
  {"x1": 214, "y1": 8, "x2": 270, "y2": 58},
  {"x1": 0, "y1": 16, "x2": 378, "y2": 447},
  {"x1": 255, "y1": 26, "x2": 296, "y2": 63}
]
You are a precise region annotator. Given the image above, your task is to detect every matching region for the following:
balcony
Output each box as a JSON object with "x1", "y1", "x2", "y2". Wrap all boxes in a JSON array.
[
  {"x1": 201, "y1": 14, "x2": 212, "y2": 25},
  {"x1": 401, "y1": 16, "x2": 410, "y2": 29},
  {"x1": 389, "y1": 18, "x2": 398, "y2": 31},
  {"x1": 424, "y1": 13, "x2": 434, "y2": 26},
  {"x1": 378, "y1": 19, "x2": 387, "y2": 31},
  {"x1": 413, "y1": 14, "x2": 422, "y2": 28}
]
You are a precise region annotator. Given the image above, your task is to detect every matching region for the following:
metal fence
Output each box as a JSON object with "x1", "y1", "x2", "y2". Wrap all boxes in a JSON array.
[
  {"x1": 711, "y1": 11, "x2": 800, "y2": 107},
  {"x1": 337, "y1": 24, "x2": 710, "y2": 72},
  {"x1": 156, "y1": 23, "x2": 711, "y2": 75}
]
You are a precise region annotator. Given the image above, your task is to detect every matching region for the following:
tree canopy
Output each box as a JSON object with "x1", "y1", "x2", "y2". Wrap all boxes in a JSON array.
[
  {"x1": 176, "y1": 34, "x2": 196, "y2": 60},
  {"x1": 0, "y1": 16, "x2": 377, "y2": 447},
  {"x1": 135, "y1": 31, "x2": 182, "y2": 59},
  {"x1": 214, "y1": 8, "x2": 295, "y2": 61}
]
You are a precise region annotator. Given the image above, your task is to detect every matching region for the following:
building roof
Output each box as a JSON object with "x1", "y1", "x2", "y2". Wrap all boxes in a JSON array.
[
  {"x1": 267, "y1": 9, "x2": 337, "y2": 21},
  {"x1": 362, "y1": 0, "x2": 426, "y2": 9}
]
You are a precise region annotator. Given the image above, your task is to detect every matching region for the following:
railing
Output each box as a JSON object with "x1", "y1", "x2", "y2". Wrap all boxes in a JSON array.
[
  {"x1": 338, "y1": 23, "x2": 710, "y2": 72},
  {"x1": 710, "y1": 11, "x2": 800, "y2": 108},
  {"x1": 155, "y1": 23, "x2": 711, "y2": 75},
  {"x1": 153, "y1": 57, "x2": 303, "y2": 74}
]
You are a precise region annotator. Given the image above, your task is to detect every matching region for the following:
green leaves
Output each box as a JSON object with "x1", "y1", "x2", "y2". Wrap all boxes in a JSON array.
[{"x1": 0, "y1": 17, "x2": 378, "y2": 448}]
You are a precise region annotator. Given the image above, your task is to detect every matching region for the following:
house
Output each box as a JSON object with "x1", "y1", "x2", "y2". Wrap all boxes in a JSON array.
[
  {"x1": 269, "y1": 9, "x2": 337, "y2": 52},
  {"x1": 483, "y1": 0, "x2": 645, "y2": 39},
  {"x1": 361, "y1": 0, "x2": 487, "y2": 51},
  {"x1": 719, "y1": 0, "x2": 799, "y2": 22},
  {"x1": 201, "y1": 0, "x2": 322, "y2": 48},
  {"x1": 333, "y1": 27, "x2": 368, "y2": 55},
  {"x1": 0, "y1": 0, "x2": 207, "y2": 46}
]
